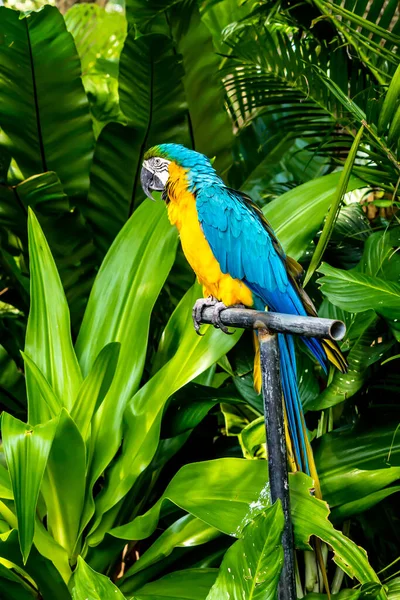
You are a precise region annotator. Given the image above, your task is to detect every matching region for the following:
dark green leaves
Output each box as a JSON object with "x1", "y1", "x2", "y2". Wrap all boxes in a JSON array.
[
  {"x1": 318, "y1": 263, "x2": 400, "y2": 320},
  {"x1": 0, "y1": 6, "x2": 94, "y2": 199}
]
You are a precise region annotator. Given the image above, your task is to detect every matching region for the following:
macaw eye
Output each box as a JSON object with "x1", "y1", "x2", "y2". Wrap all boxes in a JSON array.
[{"x1": 154, "y1": 157, "x2": 162, "y2": 167}]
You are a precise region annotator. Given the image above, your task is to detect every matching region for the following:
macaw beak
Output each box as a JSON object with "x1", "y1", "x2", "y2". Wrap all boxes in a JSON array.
[{"x1": 140, "y1": 166, "x2": 165, "y2": 201}]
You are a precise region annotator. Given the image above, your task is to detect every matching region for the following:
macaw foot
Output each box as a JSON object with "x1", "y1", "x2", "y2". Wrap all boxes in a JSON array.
[
  {"x1": 192, "y1": 297, "x2": 245, "y2": 335},
  {"x1": 192, "y1": 296, "x2": 218, "y2": 336}
]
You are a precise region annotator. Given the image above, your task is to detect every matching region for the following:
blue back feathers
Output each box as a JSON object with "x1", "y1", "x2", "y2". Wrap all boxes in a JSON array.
[{"x1": 154, "y1": 143, "x2": 328, "y2": 473}]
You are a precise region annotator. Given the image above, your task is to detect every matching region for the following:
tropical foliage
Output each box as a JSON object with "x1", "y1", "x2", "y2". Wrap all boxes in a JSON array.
[{"x1": 0, "y1": 0, "x2": 399, "y2": 598}]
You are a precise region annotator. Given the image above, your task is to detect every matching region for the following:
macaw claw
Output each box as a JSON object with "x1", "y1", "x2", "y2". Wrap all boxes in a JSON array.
[
  {"x1": 192, "y1": 296, "x2": 237, "y2": 335},
  {"x1": 192, "y1": 296, "x2": 218, "y2": 335}
]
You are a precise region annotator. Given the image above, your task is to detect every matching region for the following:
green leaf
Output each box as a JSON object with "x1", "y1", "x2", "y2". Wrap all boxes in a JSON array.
[
  {"x1": 290, "y1": 474, "x2": 384, "y2": 595},
  {"x1": 86, "y1": 123, "x2": 135, "y2": 254},
  {"x1": 89, "y1": 284, "x2": 241, "y2": 542},
  {"x1": 112, "y1": 459, "x2": 383, "y2": 594},
  {"x1": 240, "y1": 416, "x2": 266, "y2": 459},
  {"x1": 71, "y1": 342, "x2": 120, "y2": 440},
  {"x1": 0, "y1": 529, "x2": 70, "y2": 600},
  {"x1": 118, "y1": 32, "x2": 190, "y2": 210},
  {"x1": 264, "y1": 173, "x2": 365, "y2": 260},
  {"x1": 1, "y1": 413, "x2": 58, "y2": 563},
  {"x1": 110, "y1": 458, "x2": 268, "y2": 542},
  {"x1": 0, "y1": 562, "x2": 37, "y2": 600},
  {"x1": 122, "y1": 514, "x2": 220, "y2": 582},
  {"x1": 76, "y1": 199, "x2": 178, "y2": 530},
  {"x1": 304, "y1": 125, "x2": 365, "y2": 285},
  {"x1": 26, "y1": 209, "x2": 82, "y2": 424},
  {"x1": 20, "y1": 352, "x2": 60, "y2": 419},
  {"x1": 317, "y1": 262, "x2": 400, "y2": 320},
  {"x1": 0, "y1": 464, "x2": 13, "y2": 501},
  {"x1": 331, "y1": 486, "x2": 400, "y2": 522},
  {"x1": 133, "y1": 569, "x2": 218, "y2": 599},
  {"x1": 71, "y1": 556, "x2": 127, "y2": 600},
  {"x1": 306, "y1": 312, "x2": 394, "y2": 410},
  {"x1": 206, "y1": 501, "x2": 284, "y2": 600},
  {"x1": 315, "y1": 421, "x2": 400, "y2": 509},
  {"x1": 41, "y1": 409, "x2": 86, "y2": 557},
  {"x1": 378, "y1": 64, "x2": 400, "y2": 134},
  {"x1": 169, "y1": 7, "x2": 234, "y2": 175},
  {"x1": 0, "y1": 6, "x2": 94, "y2": 199},
  {"x1": 388, "y1": 577, "x2": 400, "y2": 600}
]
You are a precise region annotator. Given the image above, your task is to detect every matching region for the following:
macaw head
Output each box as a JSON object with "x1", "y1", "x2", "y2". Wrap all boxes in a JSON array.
[{"x1": 141, "y1": 143, "x2": 216, "y2": 200}]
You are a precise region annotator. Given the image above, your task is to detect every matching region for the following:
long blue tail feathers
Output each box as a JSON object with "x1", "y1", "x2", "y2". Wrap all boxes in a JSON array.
[{"x1": 278, "y1": 334, "x2": 311, "y2": 474}]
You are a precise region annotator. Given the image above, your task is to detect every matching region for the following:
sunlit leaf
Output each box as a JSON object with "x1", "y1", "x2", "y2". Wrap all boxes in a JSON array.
[
  {"x1": 26, "y1": 209, "x2": 82, "y2": 424},
  {"x1": 264, "y1": 173, "x2": 364, "y2": 260},
  {"x1": 133, "y1": 569, "x2": 218, "y2": 600},
  {"x1": 71, "y1": 556, "x2": 127, "y2": 600},
  {"x1": 88, "y1": 284, "x2": 241, "y2": 543},
  {"x1": 206, "y1": 501, "x2": 284, "y2": 600},
  {"x1": 1, "y1": 413, "x2": 57, "y2": 562},
  {"x1": 71, "y1": 342, "x2": 120, "y2": 440},
  {"x1": 41, "y1": 409, "x2": 86, "y2": 557}
]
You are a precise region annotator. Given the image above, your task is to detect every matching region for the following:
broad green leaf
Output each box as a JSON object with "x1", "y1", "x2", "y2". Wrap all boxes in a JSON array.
[
  {"x1": 170, "y1": 7, "x2": 234, "y2": 175},
  {"x1": 71, "y1": 556, "x2": 127, "y2": 600},
  {"x1": 118, "y1": 32, "x2": 190, "y2": 210},
  {"x1": 206, "y1": 501, "x2": 284, "y2": 600},
  {"x1": 317, "y1": 263, "x2": 400, "y2": 319},
  {"x1": 71, "y1": 342, "x2": 120, "y2": 440},
  {"x1": 240, "y1": 416, "x2": 266, "y2": 459},
  {"x1": 1, "y1": 413, "x2": 58, "y2": 562},
  {"x1": 0, "y1": 529, "x2": 70, "y2": 600},
  {"x1": 112, "y1": 460, "x2": 383, "y2": 594},
  {"x1": 41, "y1": 409, "x2": 86, "y2": 557},
  {"x1": 315, "y1": 421, "x2": 400, "y2": 509},
  {"x1": 264, "y1": 173, "x2": 364, "y2": 260},
  {"x1": 388, "y1": 577, "x2": 400, "y2": 600},
  {"x1": 304, "y1": 125, "x2": 365, "y2": 285},
  {"x1": 290, "y1": 473, "x2": 383, "y2": 594},
  {"x1": 122, "y1": 514, "x2": 220, "y2": 582},
  {"x1": 26, "y1": 209, "x2": 82, "y2": 424},
  {"x1": 133, "y1": 569, "x2": 218, "y2": 599},
  {"x1": 86, "y1": 123, "x2": 136, "y2": 254},
  {"x1": 0, "y1": 6, "x2": 94, "y2": 199},
  {"x1": 76, "y1": 199, "x2": 178, "y2": 529},
  {"x1": 88, "y1": 284, "x2": 241, "y2": 541},
  {"x1": 110, "y1": 458, "x2": 268, "y2": 542}
]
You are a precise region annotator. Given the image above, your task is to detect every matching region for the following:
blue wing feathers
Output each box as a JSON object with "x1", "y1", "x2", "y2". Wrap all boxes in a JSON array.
[{"x1": 196, "y1": 184, "x2": 327, "y2": 473}]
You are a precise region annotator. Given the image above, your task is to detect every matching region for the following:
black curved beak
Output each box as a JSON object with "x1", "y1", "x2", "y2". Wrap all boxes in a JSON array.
[{"x1": 140, "y1": 166, "x2": 165, "y2": 201}]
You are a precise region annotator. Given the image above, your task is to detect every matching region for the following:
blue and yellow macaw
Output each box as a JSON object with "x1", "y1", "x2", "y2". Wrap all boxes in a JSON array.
[{"x1": 141, "y1": 144, "x2": 347, "y2": 487}]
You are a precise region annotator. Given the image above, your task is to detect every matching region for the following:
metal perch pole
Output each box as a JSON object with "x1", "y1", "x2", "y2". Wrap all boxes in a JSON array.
[{"x1": 199, "y1": 307, "x2": 346, "y2": 600}]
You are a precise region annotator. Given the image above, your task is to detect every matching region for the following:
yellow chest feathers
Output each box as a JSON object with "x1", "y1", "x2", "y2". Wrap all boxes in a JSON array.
[{"x1": 165, "y1": 163, "x2": 253, "y2": 307}]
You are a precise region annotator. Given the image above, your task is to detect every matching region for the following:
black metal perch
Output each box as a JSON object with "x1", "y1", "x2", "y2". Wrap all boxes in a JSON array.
[{"x1": 199, "y1": 307, "x2": 346, "y2": 600}]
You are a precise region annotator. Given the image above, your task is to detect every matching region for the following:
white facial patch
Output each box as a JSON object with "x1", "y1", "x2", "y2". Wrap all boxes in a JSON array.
[{"x1": 144, "y1": 157, "x2": 171, "y2": 185}]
